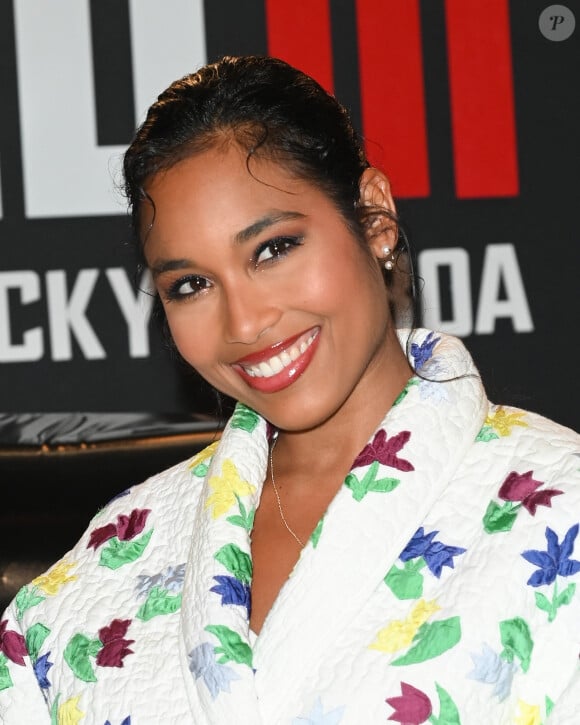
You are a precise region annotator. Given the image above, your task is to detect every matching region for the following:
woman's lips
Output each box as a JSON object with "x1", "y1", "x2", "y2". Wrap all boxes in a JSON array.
[{"x1": 232, "y1": 327, "x2": 320, "y2": 393}]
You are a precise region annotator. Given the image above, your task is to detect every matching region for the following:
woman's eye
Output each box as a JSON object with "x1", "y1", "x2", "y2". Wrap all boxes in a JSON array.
[
  {"x1": 255, "y1": 236, "x2": 302, "y2": 265},
  {"x1": 166, "y1": 275, "x2": 210, "y2": 300}
]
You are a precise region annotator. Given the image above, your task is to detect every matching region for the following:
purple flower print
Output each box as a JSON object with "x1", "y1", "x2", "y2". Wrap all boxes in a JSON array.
[
  {"x1": 210, "y1": 576, "x2": 251, "y2": 616},
  {"x1": 0, "y1": 619, "x2": 27, "y2": 666},
  {"x1": 410, "y1": 332, "x2": 440, "y2": 371},
  {"x1": 353, "y1": 430, "x2": 414, "y2": 472},
  {"x1": 33, "y1": 652, "x2": 53, "y2": 689},
  {"x1": 386, "y1": 682, "x2": 432, "y2": 724},
  {"x1": 499, "y1": 470, "x2": 562, "y2": 515},
  {"x1": 88, "y1": 509, "x2": 151, "y2": 550},
  {"x1": 522, "y1": 524, "x2": 580, "y2": 587},
  {"x1": 95, "y1": 619, "x2": 134, "y2": 668},
  {"x1": 400, "y1": 527, "x2": 466, "y2": 577}
]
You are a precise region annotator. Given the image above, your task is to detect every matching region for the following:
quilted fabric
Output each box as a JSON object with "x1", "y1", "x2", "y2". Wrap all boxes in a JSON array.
[{"x1": 1, "y1": 330, "x2": 579, "y2": 724}]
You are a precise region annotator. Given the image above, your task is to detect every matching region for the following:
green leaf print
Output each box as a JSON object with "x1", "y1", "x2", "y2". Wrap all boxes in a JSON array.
[
  {"x1": 535, "y1": 581, "x2": 576, "y2": 622},
  {"x1": 392, "y1": 616, "x2": 461, "y2": 666},
  {"x1": 311, "y1": 517, "x2": 324, "y2": 548},
  {"x1": 429, "y1": 682, "x2": 461, "y2": 725},
  {"x1": 136, "y1": 587, "x2": 183, "y2": 622},
  {"x1": 50, "y1": 694, "x2": 60, "y2": 725},
  {"x1": 25, "y1": 623, "x2": 50, "y2": 663},
  {"x1": 99, "y1": 529, "x2": 153, "y2": 570},
  {"x1": 205, "y1": 625, "x2": 253, "y2": 667},
  {"x1": 393, "y1": 378, "x2": 420, "y2": 406},
  {"x1": 63, "y1": 633, "x2": 102, "y2": 682},
  {"x1": 214, "y1": 543, "x2": 253, "y2": 584},
  {"x1": 546, "y1": 696, "x2": 554, "y2": 716},
  {"x1": 482, "y1": 500, "x2": 518, "y2": 534},
  {"x1": 230, "y1": 404, "x2": 260, "y2": 433},
  {"x1": 226, "y1": 496, "x2": 255, "y2": 531},
  {"x1": 385, "y1": 559, "x2": 426, "y2": 600},
  {"x1": 192, "y1": 462, "x2": 209, "y2": 477},
  {"x1": 555, "y1": 582, "x2": 576, "y2": 607},
  {"x1": 475, "y1": 425, "x2": 499, "y2": 443},
  {"x1": 500, "y1": 617, "x2": 533, "y2": 673},
  {"x1": 345, "y1": 461, "x2": 400, "y2": 502},
  {"x1": 15, "y1": 585, "x2": 45, "y2": 620},
  {"x1": 0, "y1": 654, "x2": 13, "y2": 691}
]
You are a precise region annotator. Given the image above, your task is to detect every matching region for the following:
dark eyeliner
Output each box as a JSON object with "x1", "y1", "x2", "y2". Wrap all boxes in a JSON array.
[
  {"x1": 165, "y1": 274, "x2": 209, "y2": 301},
  {"x1": 253, "y1": 236, "x2": 303, "y2": 265}
]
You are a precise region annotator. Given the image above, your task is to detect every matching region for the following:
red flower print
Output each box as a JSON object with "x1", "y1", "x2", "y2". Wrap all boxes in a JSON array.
[
  {"x1": 88, "y1": 508, "x2": 151, "y2": 549},
  {"x1": 386, "y1": 681, "x2": 432, "y2": 724},
  {"x1": 96, "y1": 619, "x2": 134, "y2": 668},
  {"x1": 87, "y1": 523, "x2": 117, "y2": 549},
  {"x1": 499, "y1": 471, "x2": 562, "y2": 515},
  {"x1": 0, "y1": 619, "x2": 27, "y2": 666},
  {"x1": 353, "y1": 430, "x2": 415, "y2": 472},
  {"x1": 116, "y1": 509, "x2": 151, "y2": 541}
]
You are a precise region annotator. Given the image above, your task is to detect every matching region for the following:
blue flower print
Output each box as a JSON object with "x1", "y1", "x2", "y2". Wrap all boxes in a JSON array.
[
  {"x1": 104, "y1": 718, "x2": 131, "y2": 725},
  {"x1": 33, "y1": 651, "x2": 53, "y2": 689},
  {"x1": 135, "y1": 564, "x2": 185, "y2": 598},
  {"x1": 522, "y1": 524, "x2": 580, "y2": 586},
  {"x1": 210, "y1": 575, "x2": 251, "y2": 616},
  {"x1": 188, "y1": 642, "x2": 240, "y2": 699},
  {"x1": 293, "y1": 696, "x2": 345, "y2": 724},
  {"x1": 411, "y1": 332, "x2": 440, "y2": 371},
  {"x1": 400, "y1": 527, "x2": 466, "y2": 577},
  {"x1": 468, "y1": 643, "x2": 518, "y2": 701}
]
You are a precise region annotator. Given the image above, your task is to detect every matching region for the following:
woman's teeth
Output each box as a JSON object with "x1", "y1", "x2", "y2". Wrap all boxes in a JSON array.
[{"x1": 241, "y1": 332, "x2": 317, "y2": 378}]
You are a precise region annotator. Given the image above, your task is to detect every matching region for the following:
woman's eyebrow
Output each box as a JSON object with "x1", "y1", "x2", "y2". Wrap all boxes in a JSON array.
[
  {"x1": 149, "y1": 258, "x2": 192, "y2": 278},
  {"x1": 234, "y1": 210, "x2": 305, "y2": 244}
]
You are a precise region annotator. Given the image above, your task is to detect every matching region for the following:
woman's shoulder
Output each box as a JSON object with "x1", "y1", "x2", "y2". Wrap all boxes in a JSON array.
[
  {"x1": 2, "y1": 439, "x2": 220, "y2": 631},
  {"x1": 474, "y1": 402, "x2": 578, "y2": 462}
]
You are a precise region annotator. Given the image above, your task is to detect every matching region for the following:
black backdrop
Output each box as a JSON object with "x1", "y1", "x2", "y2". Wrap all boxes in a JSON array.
[{"x1": 1, "y1": 0, "x2": 578, "y2": 431}]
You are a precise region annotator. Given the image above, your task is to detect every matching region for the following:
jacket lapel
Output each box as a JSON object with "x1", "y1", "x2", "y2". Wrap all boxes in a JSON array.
[
  {"x1": 179, "y1": 406, "x2": 268, "y2": 724},
  {"x1": 253, "y1": 331, "x2": 488, "y2": 721}
]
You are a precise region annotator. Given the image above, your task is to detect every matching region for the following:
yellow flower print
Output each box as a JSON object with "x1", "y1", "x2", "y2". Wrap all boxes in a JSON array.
[
  {"x1": 514, "y1": 699, "x2": 541, "y2": 725},
  {"x1": 205, "y1": 459, "x2": 256, "y2": 519},
  {"x1": 486, "y1": 407, "x2": 528, "y2": 437},
  {"x1": 369, "y1": 599, "x2": 440, "y2": 653},
  {"x1": 188, "y1": 440, "x2": 220, "y2": 471},
  {"x1": 58, "y1": 695, "x2": 84, "y2": 725},
  {"x1": 32, "y1": 560, "x2": 77, "y2": 596}
]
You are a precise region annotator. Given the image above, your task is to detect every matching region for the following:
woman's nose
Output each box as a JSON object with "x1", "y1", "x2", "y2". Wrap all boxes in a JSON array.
[{"x1": 222, "y1": 282, "x2": 282, "y2": 345}]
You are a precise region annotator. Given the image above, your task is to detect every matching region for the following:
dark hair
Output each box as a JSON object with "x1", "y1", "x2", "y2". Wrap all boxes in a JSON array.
[{"x1": 123, "y1": 55, "x2": 416, "y2": 319}]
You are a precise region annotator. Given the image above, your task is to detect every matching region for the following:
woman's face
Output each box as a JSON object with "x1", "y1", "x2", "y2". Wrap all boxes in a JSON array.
[{"x1": 144, "y1": 144, "x2": 402, "y2": 432}]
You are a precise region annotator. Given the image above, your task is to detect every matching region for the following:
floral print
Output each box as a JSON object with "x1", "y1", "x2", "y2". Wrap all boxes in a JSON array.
[
  {"x1": 483, "y1": 471, "x2": 563, "y2": 534},
  {"x1": 0, "y1": 330, "x2": 578, "y2": 724},
  {"x1": 63, "y1": 619, "x2": 134, "y2": 682},
  {"x1": 188, "y1": 642, "x2": 240, "y2": 699},
  {"x1": 32, "y1": 561, "x2": 77, "y2": 596},
  {"x1": 204, "y1": 460, "x2": 256, "y2": 519},
  {"x1": 522, "y1": 524, "x2": 580, "y2": 621},
  {"x1": 385, "y1": 528, "x2": 466, "y2": 600}
]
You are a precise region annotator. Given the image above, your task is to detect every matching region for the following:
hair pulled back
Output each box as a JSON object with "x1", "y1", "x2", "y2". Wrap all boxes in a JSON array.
[
  {"x1": 124, "y1": 55, "x2": 376, "y2": 245},
  {"x1": 123, "y1": 55, "x2": 415, "y2": 326}
]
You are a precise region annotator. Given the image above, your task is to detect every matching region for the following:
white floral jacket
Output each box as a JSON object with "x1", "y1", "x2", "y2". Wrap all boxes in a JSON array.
[{"x1": 1, "y1": 330, "x2": 579, "y2": 724}]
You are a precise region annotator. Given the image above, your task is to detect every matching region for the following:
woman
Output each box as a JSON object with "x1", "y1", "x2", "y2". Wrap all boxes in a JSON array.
[{"x1": 1, "y1": 56, "x2": 578, "y2": 724}]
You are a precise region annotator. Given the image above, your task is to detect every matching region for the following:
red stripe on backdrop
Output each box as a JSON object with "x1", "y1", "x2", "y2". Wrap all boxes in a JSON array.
[
  {"x1": 445, "y1": 0, "x2": 519, "y2": 198},
  {"x1": 265, "y1": 0, "x2": 334, "y2": 94},
  {"x1": 356, "y1": 0, "x2": 430, "y2": 198}
]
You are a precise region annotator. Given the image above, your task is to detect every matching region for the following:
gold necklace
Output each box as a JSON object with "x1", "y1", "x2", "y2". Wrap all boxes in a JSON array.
[{"x1": 269, "y1": 433, "x2": 305, "y2": 548}]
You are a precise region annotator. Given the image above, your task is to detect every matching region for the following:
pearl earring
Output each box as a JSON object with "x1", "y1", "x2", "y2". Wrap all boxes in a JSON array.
[{"x1": 382, "y1": 245, "x2": 394, "y2": 271}]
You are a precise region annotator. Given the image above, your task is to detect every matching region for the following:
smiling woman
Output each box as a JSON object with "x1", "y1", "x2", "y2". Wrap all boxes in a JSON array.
[{"x1": 1, "y1": 56, "x2": 579, "y2": 725}]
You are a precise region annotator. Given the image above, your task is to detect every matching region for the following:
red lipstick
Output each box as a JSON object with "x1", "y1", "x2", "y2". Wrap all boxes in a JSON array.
[{"x1": 232, "y1": 327, "x2": 320, "y2": 393}]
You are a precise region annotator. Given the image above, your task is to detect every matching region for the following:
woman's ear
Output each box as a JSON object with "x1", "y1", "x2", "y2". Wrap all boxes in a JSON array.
[{"x1": 358, "y1": 168, "x2": 398, "y2": 257}]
